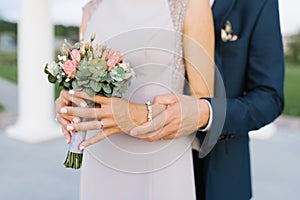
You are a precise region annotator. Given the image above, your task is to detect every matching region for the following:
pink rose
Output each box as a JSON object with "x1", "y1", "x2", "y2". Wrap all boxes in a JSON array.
[
  {"x1": 107, "y1": 50, "x2": 123, "y2": 70},
  {"x1": 70, "y1": 49, "x2": 81, "y2": 62},
  {"x1": 62, "y1": 60, "x2": 77, "y2": 78}
]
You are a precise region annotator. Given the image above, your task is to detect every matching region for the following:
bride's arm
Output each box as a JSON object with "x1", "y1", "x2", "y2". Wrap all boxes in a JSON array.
[
  {"x1": 129, "y1": 0, "x2": 215, "y2": 141},
  {"x1": 183, "y1": 0, "x2": 215, "y2": 98}
]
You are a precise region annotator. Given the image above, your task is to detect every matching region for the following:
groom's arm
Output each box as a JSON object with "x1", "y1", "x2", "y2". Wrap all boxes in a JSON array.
[
  {"x1": 219, "y1": 0, "x2": 284, "y2": 133},
  {"x1": 198, "y1": 0, "x2": 285, "y2": 156}
]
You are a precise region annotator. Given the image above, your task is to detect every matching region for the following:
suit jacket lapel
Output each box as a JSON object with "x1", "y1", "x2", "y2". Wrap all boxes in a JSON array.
[{"x1": 212, "y1": 0, "x2": 236, "y2": 32}]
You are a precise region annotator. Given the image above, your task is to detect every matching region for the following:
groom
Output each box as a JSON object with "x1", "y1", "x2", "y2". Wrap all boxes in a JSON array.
[{"x1": 131, "y1": 0, "x2": 285, "y2": 199}]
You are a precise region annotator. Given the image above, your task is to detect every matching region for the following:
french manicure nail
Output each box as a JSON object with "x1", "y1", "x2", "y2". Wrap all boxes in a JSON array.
[
  {"x1": 80, "y1": 102, "x2": 87, "y2": 108},
  {"x1": 60, "y1": 107, "x2": 67, "y2": 114},
  {"x1": 73, "y1": 117, "x2": 80, "y2": 124},
  {"x1": 79, "y1": 146, "x2": 85, "y2": 150},
  {"x1": 68, "y1": 90, "x2": 75, "y2": 95},
  {"x1": 67, "y1": 125, "x2": 74, "y2": 131},
  {"x1": 129, "y1": 131, "x2": 136, "y2": 136}
]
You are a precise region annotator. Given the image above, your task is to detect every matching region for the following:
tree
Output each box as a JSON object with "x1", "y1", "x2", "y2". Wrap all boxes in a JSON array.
[{"x1": 285, "y1": 31, "x2": 300, "y2": 66}]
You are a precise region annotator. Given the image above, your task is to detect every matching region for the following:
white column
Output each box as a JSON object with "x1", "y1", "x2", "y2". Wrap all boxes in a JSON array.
[{"x1": 6, "y1": 0, "x2": 61, "y2": 143}]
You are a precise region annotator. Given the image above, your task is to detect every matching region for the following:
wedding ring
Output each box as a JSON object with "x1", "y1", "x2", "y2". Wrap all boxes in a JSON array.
[
  {"x1": 145, "y1": 101, "x2": 153, "y2": 122},
  {"x1": 99, "y1": 120, "x2": 104, "y2": 130},
  {"x1": 73, "y1": 117, "x2": 80, "y2": 124}
]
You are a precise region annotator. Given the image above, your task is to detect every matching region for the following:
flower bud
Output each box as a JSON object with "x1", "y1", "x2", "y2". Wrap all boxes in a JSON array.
[{"x1": 90, "y1": 33, "x2": 96, "y2": 42}]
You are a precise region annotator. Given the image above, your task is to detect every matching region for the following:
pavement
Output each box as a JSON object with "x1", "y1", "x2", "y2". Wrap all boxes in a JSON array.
[{"x1": 0, "y1": 77, "x2": 299, "y2": 200}]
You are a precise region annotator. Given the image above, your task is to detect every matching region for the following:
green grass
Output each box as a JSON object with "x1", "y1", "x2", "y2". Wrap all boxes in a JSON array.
[
  {"x1": 0, "y1": 64, "x2": 61, "y2": 99},
  {"x1": 0, "y1": 103, "x2": 5, "y2": 112},
  {"x1": 283, "y1": 65, "x2": 300, "y2": 117},
  {"x1": 0, "y1": 64, "x2": 18, "y2": 83},
  {"x1": 0, "y1": 52, "x2": 17, "y2": 65}
]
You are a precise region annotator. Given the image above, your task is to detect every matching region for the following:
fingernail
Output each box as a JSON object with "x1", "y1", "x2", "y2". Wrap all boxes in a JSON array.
[
  {"x1": 129, "y1": 131, "x2": 137, "y2": 136},
  {"x1": 68, "y1": 90, "x2": 75, "y2": 95},
  {"x1": 67, "y1": 125, "x2": 74, "y2": 131},
  {"x1": 60, "y1": 107, "x2": 67, "y2": 114},
  {"x1": 73, "y1": 117, "x2": 80, "y2": 124},
  {"x1": 80, "y1": 102, "x2": 87, "y2": 108},
  {"x1": 66, "y1": 139, "x2": 70, "y2": 144},
  {"x1": 79, "y1": 146, "x2": 85, "y2": 150}
]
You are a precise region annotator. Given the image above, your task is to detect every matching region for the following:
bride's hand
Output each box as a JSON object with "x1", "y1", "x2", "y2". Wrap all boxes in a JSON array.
[
  {"x1": 130, "y1": 93, "x2": 210, "y2": 142},
  {"x1": 58, "y1": 90, "x2": 149, "y2": 148},
  {"x1": 55, "y1": 90, "x2": 88, "y2": 143}
]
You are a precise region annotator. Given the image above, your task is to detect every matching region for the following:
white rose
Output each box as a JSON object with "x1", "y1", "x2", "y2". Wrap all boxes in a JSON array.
[
  {"x1": 123, "y1": 69, "x2": 135, "y2": 79},
  {"x1": 47, "y1": 61, "x2": 58, "y2": 76},
  {"x1": 119, "y1": 62, "x2": 129, "y2": 72}
]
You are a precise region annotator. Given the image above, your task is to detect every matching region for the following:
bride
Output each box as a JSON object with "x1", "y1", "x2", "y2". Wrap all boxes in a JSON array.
[{"x1": 56, "y1": 0, "x2": 214, "y2": 199}]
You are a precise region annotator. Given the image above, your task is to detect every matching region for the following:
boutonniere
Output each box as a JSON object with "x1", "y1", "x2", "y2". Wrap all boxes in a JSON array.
[{"x1": 221, "y1": 20, "x2": 238, "y2": 42}]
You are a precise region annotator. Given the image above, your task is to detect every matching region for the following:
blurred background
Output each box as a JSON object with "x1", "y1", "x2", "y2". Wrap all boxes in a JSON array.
[{"x1": 0, "y1": 0, "x2": 299, "y2": 199}]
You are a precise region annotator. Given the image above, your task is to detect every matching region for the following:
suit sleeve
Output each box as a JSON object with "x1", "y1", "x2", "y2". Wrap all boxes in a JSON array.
[
  {"x1": 197, "y1": 0, "x2": 284, "y2": 157},
  {"x1": 224, "y1": 0, "x2": 284, "y2": 133}
]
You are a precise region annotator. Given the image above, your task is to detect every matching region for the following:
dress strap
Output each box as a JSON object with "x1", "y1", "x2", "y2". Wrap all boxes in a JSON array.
[
  {"x1": 80, "y1": 0, "x2": 103, "y2": 39},
  {"x1": 167, "y1": 0, "x2": 189, "y2": 33},
  {"x1": 167, "y1": 0, "x2": 190, "y2": 93}
]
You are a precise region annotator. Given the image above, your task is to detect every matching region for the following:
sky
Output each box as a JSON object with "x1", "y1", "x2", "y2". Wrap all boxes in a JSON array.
[{"x1": 0, "y1": 0, "x2": 299, "y2": 36}]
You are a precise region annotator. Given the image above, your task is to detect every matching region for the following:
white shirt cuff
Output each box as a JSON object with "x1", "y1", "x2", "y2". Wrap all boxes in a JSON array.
[{"x1": 198, "y1": 99, "x2": 213, "y2": 132}]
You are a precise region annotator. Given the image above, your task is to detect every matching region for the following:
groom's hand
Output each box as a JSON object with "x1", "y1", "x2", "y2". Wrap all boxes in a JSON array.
[{"x1": 129, "y1": 94, "x2": 210, "y2": 142}]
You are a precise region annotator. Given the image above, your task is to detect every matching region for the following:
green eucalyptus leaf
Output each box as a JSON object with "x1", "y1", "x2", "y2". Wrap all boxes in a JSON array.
[
  {"x1": 84, "y1": 88, "x2": 96, "y2": 97},
  {"x1": 103, "y1": 72, "x2": 112, "y2": 82},
  {"x1": 77, "y1": 80, "x2": 90, "y2": 86},
  {"x1": 74, "y1": 43, "x2": 80, "y2": 50},
  {"x1": 63, "y1": 81, "x2": 71, "y2": 88},
  {"x1": 44, "y1": 65, "x2": 49, "y2": 74},
  {"x1": 103, "y1": 92, "x2": 112, "y2": 97},
  {"x1": 72, "y1": 81, "x2": 82, "y2": 91},
  {"x1": 79, "y1": 60, "x2": 89, "y2": 68},
  {"x1": 112, "y1": 81, "x2": 121, "y2": 87},
  {"x1": 90, "y1": 81, "x2": 102, "y2": 92},
  {"x1": 48, "y1": 74, "x2": 57, "y2": 84},
  {"x1": 110, "y1": 67, "x2": 125, "y2": 82},
  {"x1": 78, "y1": 67, "x2": 92, "y2": 76},
  {"x1": 89, "y1": 58, "x2": 100, "y2": 67},
  {"x1": 89, "y1": 76, "x2": 101, "y2": 82},
  {"x1": 102, "y1": 84, "x2": 112, "y2": 94}
]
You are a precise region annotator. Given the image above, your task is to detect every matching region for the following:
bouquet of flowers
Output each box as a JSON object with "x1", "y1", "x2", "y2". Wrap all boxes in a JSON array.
[{"x1": 44, "y1": 34, "x2": 135, "y2": 169}]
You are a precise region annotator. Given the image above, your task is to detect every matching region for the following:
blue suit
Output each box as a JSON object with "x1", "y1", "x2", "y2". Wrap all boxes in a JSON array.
[{"x1": 193, "y1": 0, "x2": 285, "y2": 199}]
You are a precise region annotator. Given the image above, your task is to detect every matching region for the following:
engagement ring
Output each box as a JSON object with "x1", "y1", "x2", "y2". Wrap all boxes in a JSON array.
[{"x1": 99, "y1": 120, "x2": 104, "y2": 130}]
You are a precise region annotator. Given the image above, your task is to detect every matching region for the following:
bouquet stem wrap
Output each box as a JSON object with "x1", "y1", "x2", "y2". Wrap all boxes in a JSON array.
[
  {"x1": 64, "y1": 103, "x2": 94, "y2": 169},
  {"x1": 64, "y1": 129, "x2": 87, "y2": 169},
  {"x1": 44, "y1": 34, "x2": 136, "y2": 170}
]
